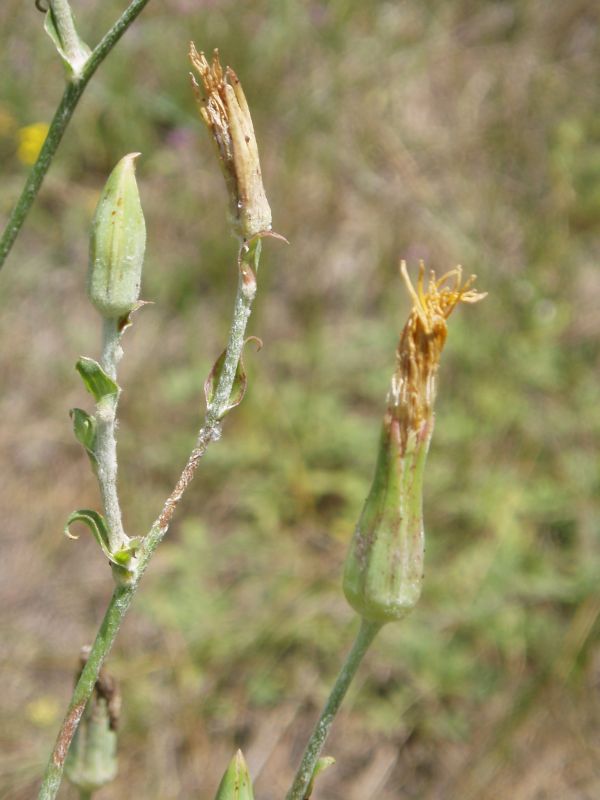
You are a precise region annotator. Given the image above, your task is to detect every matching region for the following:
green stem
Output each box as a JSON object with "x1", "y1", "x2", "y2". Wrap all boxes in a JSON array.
[
  {"x1": 96, "y1": 319, "x2": 126, "y2": 552},
  {"x1": 37, "y1": 244, "x2": 260, "y2": 800},
  {"x1": 38, "y1": 586, "x2": 132, "y2": 800},
  {"x1": 286, "y1": 618, "x2": 382, "y2": 800},
  {"x1": 0, "y1": 0, "x2": 152, "y2": 271}
]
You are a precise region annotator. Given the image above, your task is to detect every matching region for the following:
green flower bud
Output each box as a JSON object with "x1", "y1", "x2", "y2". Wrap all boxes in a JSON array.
[
  {"x1": 88, "y1": 153, "x2": 146, "y2": 319},
  {"x1": 65, "y1": 651, "x2": 120, "y2": 794},
  {"x1": 214, "y1": 750, "x2": 255, "y2": 800},
  {"x1": 343, "y1": 262, "x2": 486, "y2": 624}
]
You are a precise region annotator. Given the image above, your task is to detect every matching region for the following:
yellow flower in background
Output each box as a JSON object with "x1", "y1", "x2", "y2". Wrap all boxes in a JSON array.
[
  {"x1": 26, "y1": 695, "x2": 60, "y2": 728},
  {"x1": 17, "y1": 122, "x2": 49, "y2": 165}
]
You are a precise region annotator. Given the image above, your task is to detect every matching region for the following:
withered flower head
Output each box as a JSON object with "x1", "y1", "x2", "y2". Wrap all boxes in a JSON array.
[
  {"x1": 389, "y1": 261, "x2": 486, "y2": 448},
  {"x1": 343, "y1": 261, "x2": 485, "y2": 624},
  {"x1": 189, "y1": 43, "x2": 272, "y2": 240}
]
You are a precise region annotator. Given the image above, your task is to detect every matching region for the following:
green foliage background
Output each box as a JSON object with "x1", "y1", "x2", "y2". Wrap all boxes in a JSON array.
[{"x1": 1, "y1": 1, "x2": 599, "y2": 798}]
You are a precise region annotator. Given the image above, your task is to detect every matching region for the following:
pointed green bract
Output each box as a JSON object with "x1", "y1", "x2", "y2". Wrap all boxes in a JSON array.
[
  {"x1": 76, "y1": 357, "x2": 119, "y2": 403},
  {"x1": 70, "y1": 407, "x2": 98, "y2": 464},
  {"x1": 88, "y1": 153, "x2": 146, "y2": 319},
  {"x1": 306, "y1": 756, "x2": 335, "y2": 798},
  {"x1": 43, "y1": 2, "x2": 91, "y2": 79},
  {"x1": 214, "y1": 750, "x2": 254, "y2": 800},
  {"x1": 204, "y1": 348, "x2": 248, "y2": 419}
]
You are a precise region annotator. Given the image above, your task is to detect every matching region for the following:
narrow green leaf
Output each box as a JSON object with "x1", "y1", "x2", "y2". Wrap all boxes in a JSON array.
[
  {"x1": 76, "y1": 357, "x2": 119, "y2": 403},
  {"x1": 64, "y1": 509, "x2": 112, "y2": 561},
  {"x1": 70, "y1": 407, "x2": 98, "y2": 463},
  {"x1": 204, "y1": 349, "x2": 247, "y2": 420},
  {"x1": 306, "y1": 757, "x2": 335, "y2": 798},
  {"x1": 43, "y1": 7, "x2": 91, "y2": 77}
]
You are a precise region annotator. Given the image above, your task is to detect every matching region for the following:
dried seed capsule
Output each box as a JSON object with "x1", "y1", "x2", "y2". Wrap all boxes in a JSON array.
[
  {"x1": 87, "y1": 153, "x2": 146, "y2": 319},
  {"x1": 189, "y1": 45, "x2": 272, "y2": 241},
  {"x1": 343, "y1": 262, "x2": 486, "y2": 623}
]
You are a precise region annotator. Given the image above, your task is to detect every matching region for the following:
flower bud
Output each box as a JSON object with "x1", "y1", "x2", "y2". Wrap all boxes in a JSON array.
[
  {"x1": 343, "y1": 262, "x2": 486, "y2": 623},
  {"x1": 214, "y1": 750, "x2": 255, "y2": 800},
  {"x1": 189, "y1": 44, "x2": 272, "y2": 241},
  {"x1": 88, "y1": 153, "x2": 146, "y2": 319},
  {"x1": 65, "y1": 650, "x2": 120, "y2": 793}
]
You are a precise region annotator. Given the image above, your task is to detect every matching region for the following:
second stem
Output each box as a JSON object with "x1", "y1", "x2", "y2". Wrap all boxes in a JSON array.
[{"x1": 286, "y1": 618, "x2": 382, "y2": 800}]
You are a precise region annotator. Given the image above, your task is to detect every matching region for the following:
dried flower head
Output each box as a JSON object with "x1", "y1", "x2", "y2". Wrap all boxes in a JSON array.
[
  {"x1": 389, "y1": 261, "x2": 486, "y2": 447},
  {"x1": 343, "y1": 261, "x2": 486, "y2": 624},
  {"x1": 189, "y1": 43, "x2": 272, "y2": 240}
]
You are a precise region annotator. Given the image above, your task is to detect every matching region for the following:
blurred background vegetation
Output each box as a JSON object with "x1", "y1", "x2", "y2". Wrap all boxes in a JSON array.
[{"x1": 1, "y1": 1, "x2": 599, "y2": 798}]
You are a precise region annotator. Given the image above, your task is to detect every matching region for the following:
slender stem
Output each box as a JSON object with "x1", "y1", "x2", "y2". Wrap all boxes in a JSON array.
[
  {"x1": 286, "y1": 618, "x2": 382, "y2": 800},
  {"x1": 79, "y1": 791, "x2": 93, "y2": 800},
  {"x1": 95, "y1": 319, "x2": 126, "y2": 552},
  {"x1": 0, "y1": 0, "x2": 152, "y2": 271},
  {"x1": 37, "y1": 245, "x2": 260, "y2": 800}
]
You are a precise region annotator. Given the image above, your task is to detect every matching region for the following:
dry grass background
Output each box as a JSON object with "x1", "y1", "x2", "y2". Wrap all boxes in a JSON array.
[{"x1": 1, "y1": 1, "x2": 600, "y2": 798}]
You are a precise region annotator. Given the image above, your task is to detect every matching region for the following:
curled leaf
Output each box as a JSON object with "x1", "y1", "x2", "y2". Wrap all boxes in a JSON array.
[
  {"x1": 76, "y1": 358, "x2": 119, "y2": 404},
  {"x1": 64, "y1": 509, "x2": 111, "y2": 558},
  {"x1": 64, "y1": 511, "x2": 139, "y2": 572},
  {"x1": 244, "y1": 335, "x2": 263, "y2": 352}
]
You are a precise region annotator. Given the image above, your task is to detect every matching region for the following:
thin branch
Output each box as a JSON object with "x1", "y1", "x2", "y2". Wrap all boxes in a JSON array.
[
  {"x1": 95, "y1": 319, "x2": 127, "y2": 552},
  {"x1": 285, "y1": 618, "x2": 382, "y2": 800},
  {"x1": 37, "y1": 242, "x2": 261, "y2": 800},
  {"x1": 0, "y1": 0, "x2": 152, "y2": 270}
]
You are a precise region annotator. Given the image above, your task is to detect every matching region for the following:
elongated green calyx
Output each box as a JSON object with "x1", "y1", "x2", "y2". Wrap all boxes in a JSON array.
[
  {"x1": 88, "y1": 153, "x2": 146, "y2": 319},
  {"x1": 343, "y1": 262, "x2": 486, "y2": 624},
  {"x1": 213, "y1": 750, "x2": 255, "y2": 800},
  {"x1": 65, "y1": 650, "x2": 120, "y2": 794}
]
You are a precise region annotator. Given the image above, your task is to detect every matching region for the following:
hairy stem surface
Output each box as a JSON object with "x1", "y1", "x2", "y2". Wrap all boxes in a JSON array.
[
  {"x1": 38, "y1": 246, "x2": 260, "y2": 800},
  {"x1": 286, "y1": 618, "x2": 382, "y2": 800},
  {"x1": 96, "y1": 319, "x2": 126, "y2": 552},
  {"x1": 0, "y1": 0, "x2": 152, "y2": 271}
]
